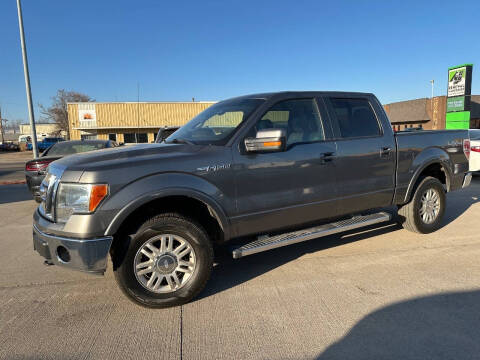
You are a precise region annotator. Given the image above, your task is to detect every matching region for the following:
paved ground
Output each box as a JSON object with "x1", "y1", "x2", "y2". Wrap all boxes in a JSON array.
[
  {"x1": 0, "y1": 152, "x2": 34, "y2": 183},
  {"x1": 1, "y1": 180, "x2": 480, "y2": 359}
]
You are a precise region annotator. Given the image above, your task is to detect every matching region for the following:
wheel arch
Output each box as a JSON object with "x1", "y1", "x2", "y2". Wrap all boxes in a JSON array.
[
  {"x1": 404, "y1": 160, "x2": 452, "y2": 204},
  {"x1": 105, "y1": 188, "x2": 230, "y2": 241}
]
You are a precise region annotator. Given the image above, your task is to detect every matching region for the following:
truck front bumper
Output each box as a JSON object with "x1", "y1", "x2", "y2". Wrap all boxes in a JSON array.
[{"x1": 33, "y1": 224, "x2": 113, "y2": 274}]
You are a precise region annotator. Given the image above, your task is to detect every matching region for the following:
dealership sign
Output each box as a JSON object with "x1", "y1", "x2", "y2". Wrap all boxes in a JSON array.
[
  {"x1": 446, "y1": 96, "x2": 465, "y2": 112},
  {"x1": 448, "y1": 67, "x2": 467, "y2": 97},
  {"x1": 446, "y1": 64, "x2": 473, "y2": 129},
  {"x1": 446, "y1": 64, "x2": 473, "y2": 112}
]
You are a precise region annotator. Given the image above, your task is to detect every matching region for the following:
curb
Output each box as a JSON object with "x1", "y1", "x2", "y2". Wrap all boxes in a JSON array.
[{"x1": 0, "y1": 180, "x2": 26, "y2": 186}]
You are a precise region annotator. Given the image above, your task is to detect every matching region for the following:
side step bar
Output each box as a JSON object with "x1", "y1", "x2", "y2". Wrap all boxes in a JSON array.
[{"x1": 232, "y1": 212, "x2": 391, "y2": 259}]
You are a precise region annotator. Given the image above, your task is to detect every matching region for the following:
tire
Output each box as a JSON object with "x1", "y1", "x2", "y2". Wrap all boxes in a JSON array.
[
  {"x1": 398, "y1": 176, "x2": 446, "y2": 234},
  {"x1": 113, "y1": 213, "x2": 214, "y2": 308}
]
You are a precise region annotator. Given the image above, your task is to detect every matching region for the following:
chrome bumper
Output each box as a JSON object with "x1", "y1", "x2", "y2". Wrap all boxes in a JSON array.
[
  {"x1": 463, "y1": 172, "x2": 472, "y2": 188},
  {"x1": 33, "y1": 224, "x2": 113, "y2": 274}
]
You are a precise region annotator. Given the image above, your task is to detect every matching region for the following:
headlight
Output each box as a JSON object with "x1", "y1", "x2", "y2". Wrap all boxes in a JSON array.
[{"x1": 56, "y1": 183, "x2": 108, "y2": 223}]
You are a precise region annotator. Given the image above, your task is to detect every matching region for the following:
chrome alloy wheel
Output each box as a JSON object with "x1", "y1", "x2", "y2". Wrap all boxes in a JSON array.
[
  {"x1": 419, "y1": 188, "x2": 441, "y2": 224},
  {"x1": 134, "y1": 234, "x2": 196, "y2": 293}
]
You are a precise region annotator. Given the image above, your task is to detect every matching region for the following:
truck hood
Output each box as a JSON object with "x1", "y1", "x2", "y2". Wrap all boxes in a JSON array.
[{"x1": 50, "y1": 143, "x2": 208, "y2": 183}]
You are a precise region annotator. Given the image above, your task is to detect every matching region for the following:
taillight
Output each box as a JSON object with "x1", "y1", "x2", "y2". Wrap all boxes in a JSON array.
[
  {"x1": 25, "y1": 160, "x2": 52, "y2": 172},
  {"x1": 471, "y1": 146, "x2": 480, "y2": 153},
  {"x1": 463, "y1": 139, "x2": 471, "y2": 160}
]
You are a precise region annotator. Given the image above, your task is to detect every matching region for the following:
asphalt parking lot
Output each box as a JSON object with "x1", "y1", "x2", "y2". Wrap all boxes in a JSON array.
[
  {"x1": 1, "y1": 180, "x2": 480, "y2": 360},
  {"x1": 0, "y1": 151, "x2": 33, "y2": 184}
]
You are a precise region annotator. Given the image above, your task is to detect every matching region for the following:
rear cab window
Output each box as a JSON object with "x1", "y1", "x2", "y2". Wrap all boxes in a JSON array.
[{"x1": 327, "y1": 97, "x2": 382, "y2": 139}]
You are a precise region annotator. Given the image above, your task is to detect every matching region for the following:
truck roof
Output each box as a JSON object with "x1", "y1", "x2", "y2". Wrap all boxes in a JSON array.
[{"x1": 227, "y1": 91, "x2": 376, "y2": 101}]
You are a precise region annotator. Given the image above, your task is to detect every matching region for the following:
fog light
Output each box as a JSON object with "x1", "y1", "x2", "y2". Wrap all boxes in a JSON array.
[{"x1": 57, "y1": 246, "x2": 71, "y2": 263}]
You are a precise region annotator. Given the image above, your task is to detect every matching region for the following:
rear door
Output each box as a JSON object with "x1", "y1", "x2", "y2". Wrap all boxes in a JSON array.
[
  {"x1": 324, "y1": 96, "x2": 396, "y2": 216},
  {"x1": 232, "y1": 97, "x2": 338, "y2": 237}
]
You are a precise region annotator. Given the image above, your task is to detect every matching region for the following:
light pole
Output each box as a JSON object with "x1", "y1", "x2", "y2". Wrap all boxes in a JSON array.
[
  {"x1": 16, "y1": 0, "x2": 39, "y2": 158},
  {"x1": 430, "y1": 79, "x2": 437, "y2": 128}
]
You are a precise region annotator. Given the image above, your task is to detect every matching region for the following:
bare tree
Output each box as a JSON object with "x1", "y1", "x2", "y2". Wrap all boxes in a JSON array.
[{"x1": 39, "y1": 90, "x2": 94, "y2": 139}]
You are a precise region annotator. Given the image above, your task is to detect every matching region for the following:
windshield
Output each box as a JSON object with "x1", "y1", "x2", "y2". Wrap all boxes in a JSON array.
[
  {"x1": 166, "y1": 98, "x2": 265, "y2": 145},
  {"x1": 44, "y1": 142, "x2": 107, "y2": 156}
]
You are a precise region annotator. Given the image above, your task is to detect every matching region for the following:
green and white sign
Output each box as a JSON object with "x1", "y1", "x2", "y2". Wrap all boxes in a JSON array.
[
  {"x1": 448, "y1": 67, "x2": 467, "y2": 97},
  {"x1": 446, "y1": 96, "x2": 465, "y2": 112},
  {"x1": 445, "y1": 64, "x2": 473, "y2": 130}
]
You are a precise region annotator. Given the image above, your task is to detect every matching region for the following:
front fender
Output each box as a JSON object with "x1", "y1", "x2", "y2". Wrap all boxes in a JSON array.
[
  {"x1": 402, "y1": 147, "x2": 453, "y2": 204},
  {"x1": 100, "y1": 172, "x2": 233, "y2": 240}
]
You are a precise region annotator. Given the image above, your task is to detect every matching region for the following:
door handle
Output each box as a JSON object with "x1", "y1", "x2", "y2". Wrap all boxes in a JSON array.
[
  {"x1": 380, "y1": 147, "x2": 392, "y2": 157},
  {"x1": 320, "y1": 152, "x2": 335, "y2": 164}
]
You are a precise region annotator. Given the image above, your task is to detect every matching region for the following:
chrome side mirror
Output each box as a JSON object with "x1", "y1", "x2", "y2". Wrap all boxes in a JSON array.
[{"x1": 245, "y1": 129, "x2": 286, "y2": 153}]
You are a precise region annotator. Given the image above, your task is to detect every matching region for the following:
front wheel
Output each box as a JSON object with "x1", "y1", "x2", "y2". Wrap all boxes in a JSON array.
[
  {"x1": 113, "y1": 213, "x2": 214, "y2": 308},
  {"x1": 398, "y1": 176, "x2": 446, "y2": 234}
]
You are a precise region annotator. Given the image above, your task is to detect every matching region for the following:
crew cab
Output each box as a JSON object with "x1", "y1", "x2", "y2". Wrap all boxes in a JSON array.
[{"x1": 32, "y1": 91, "x2": 472, "y2": 308}]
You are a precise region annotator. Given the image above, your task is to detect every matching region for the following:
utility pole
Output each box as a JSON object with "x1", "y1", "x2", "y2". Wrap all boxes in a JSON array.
[
  {"x1": 16, "y1": 0, "x2": 39, "y2": 158},
  {"x1": 0, "y1": 107, "x2": 5, "y2": 144}
]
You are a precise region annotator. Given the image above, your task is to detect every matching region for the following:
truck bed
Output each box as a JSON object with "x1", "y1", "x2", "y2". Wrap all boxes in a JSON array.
[{"x1": 394, "y1": 129, "x2": 469, "y2": 204}]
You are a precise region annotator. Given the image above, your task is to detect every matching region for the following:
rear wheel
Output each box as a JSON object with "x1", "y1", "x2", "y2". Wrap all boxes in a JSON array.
[
  {"x1": 113, "y1": 213, "x2": 213, "y2": 308},
  {"x1": 398, "y1": 176, "x2": 446, "y2": 234}
]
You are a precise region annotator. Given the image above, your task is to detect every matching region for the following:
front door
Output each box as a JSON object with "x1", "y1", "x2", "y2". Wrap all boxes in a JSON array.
[{"x1": 231, "y1": 97, "x2": 338, "y2": 237}]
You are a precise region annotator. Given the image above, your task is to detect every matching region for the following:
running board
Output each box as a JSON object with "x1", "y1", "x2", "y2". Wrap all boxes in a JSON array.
[{"x1": 232, "y1": 212, "x2": 391, "y2": 259}]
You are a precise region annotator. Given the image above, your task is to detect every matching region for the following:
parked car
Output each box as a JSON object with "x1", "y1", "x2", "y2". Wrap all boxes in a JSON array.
[
  {"x1": 32, "y1": 91, "x2": 472, "y2": 308},
  {"x1": 18, "y1": 135, "x2": 31, "y2": 143},
  {"x1": 25, "y1": 139, "x2": 118, "y2": 202},
  {"x1": 469, "y1": 129, "x2": 480, "y2": 174},
  {"x1": 155, "y1": 126, "x2": 180, "y2": 143},
  {"x1": 0, "y1": 142, "x2": 20, "y2": 151},
  {"x1": 27, "y1": 137, "x2": 64, "y2": 152}
]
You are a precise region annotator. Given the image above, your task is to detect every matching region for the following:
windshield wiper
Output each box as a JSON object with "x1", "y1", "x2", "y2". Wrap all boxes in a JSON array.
[{"x1": 166, "y1": 138, "x2": 196, "y2": 145}]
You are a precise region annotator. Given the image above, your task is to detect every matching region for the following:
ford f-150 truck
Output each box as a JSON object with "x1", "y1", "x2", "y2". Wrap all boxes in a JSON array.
[{"x1": 32, "y1": 91, "x2": 472, "y2": 308}]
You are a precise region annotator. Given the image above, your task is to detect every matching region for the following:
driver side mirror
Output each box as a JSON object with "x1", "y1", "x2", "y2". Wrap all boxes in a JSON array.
[{"x1": 244, "y1": 129, "x2": 286, "y2": 153}]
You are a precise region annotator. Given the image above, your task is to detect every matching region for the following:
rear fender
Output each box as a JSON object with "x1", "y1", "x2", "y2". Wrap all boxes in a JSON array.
[{"x1": 402, "y1": 148, "x2": 453, "y2": 204}]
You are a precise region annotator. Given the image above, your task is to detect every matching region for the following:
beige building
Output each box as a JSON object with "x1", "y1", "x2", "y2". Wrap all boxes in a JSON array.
[
  {"x1": 20, "y1": 123, "x2": 65, "y2": 138},
  {"x1": 67, "y1": 102, "x2": 215, "y2": 143}
]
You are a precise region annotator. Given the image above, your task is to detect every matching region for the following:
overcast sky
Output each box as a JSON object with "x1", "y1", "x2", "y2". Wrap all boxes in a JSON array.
[{"x1": 0, "y1": 0, "x2": 478, "y2": 123}]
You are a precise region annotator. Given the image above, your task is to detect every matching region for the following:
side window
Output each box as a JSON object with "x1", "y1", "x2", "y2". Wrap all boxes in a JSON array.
[
  {"x1": 257, "y1": 98, "x2": 325, "y2": 147},
  {"x1": 329, "y1": 98, "x2": 381, "y2": 138}
]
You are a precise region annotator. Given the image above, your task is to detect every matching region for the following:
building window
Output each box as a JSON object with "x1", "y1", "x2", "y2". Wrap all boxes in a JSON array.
[
  {"x1": 108, "y1": 133, "x2": 117, "y2": 141},
  {"x1": 81, "y1": 134, "x2": 97, "y2": 140},
  {"x1": 123, "y1": 133, "x2": 136, "y2": 143},
  {"x1": 137, "y1": 133, "x2": 148, "y2": 143},
  {"x1": 123, "y1": 133, "x2": 148, "y2": 143}
]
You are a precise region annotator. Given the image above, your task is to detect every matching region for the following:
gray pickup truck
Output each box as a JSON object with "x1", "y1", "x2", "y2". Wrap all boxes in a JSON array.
[{"x1": 33, "y1": 91, "x2": 472, "y2": 308}]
